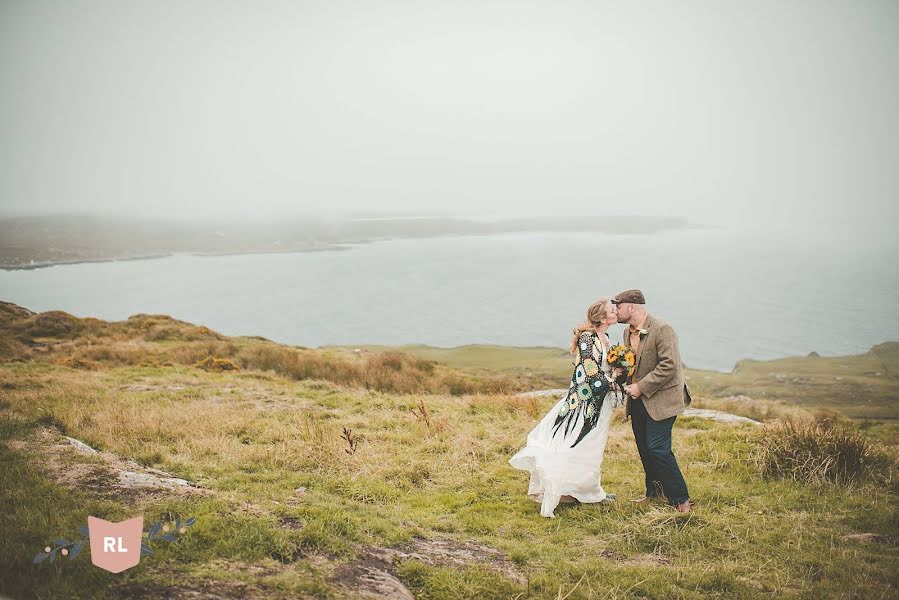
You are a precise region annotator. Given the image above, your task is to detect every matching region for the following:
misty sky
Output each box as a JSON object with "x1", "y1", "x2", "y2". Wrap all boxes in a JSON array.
[{"x1": 1, "y1": 0, "x2": 897, "y2": 224}]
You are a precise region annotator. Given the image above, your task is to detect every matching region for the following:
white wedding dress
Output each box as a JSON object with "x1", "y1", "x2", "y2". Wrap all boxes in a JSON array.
[{"x1": 509, "y1": 331, "x2": 622, "y2": 518}]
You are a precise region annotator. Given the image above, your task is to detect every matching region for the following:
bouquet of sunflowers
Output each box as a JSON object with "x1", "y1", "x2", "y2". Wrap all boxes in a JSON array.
[{"x1": 606, "y1": 344, "x2": 636, "y2": 387}]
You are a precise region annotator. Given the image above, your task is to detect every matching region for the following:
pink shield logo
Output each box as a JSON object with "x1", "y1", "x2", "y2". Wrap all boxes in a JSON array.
[{"x1": 87, "y1": 515, "x2": 144, "y2": 573}]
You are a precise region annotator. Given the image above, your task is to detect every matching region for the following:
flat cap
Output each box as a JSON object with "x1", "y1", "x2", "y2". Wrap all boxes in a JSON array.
[{"x1": 612, "y1": 289, "x2": 645, "y2": 305}]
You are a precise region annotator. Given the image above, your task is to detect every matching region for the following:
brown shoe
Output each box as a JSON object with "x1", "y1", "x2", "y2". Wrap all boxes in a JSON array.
[
  {"x1": 559, "y1": 495, "x2": 579, "y2": 505},
  {"x1": 675, "y1": 501, "x2": 694, "y2": 513}
]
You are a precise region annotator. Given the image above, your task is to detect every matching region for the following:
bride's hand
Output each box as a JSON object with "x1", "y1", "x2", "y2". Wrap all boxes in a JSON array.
[{"x1": 612, "y1": 367, "x2": 624, "y2": 380}]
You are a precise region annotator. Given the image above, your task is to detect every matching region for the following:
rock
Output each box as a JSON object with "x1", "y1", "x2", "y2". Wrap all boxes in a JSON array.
[
  {"x1": 336, "y1": 536, "x2": 527, "y2": 597},
  {"x1": 66, "y1": 436, "x2": 99, "y2": 454},
  {"x1": 400, "y1": 538, "x2": 526, "y2": 583},
  {"x1": 118, "y1": 470, "x2": 190, "y2": 489},
  {"x1": 55, "y1": 434, "x2": 200, "y2": 494},
  {"x1": 682, "y1": 408, "x2": 761, "y2": 426},
  {"x1": 334, "y1": 548, "x2": 415, "y2": 599},
  {"x1": 808, "y1": 351, "x2": 820, "y2": 357}
]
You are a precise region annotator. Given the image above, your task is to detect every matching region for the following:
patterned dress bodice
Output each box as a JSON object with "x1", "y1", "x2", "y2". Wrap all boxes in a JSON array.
[{"x1": 551, "y1": 331, "x2": 613, "y2": 447}]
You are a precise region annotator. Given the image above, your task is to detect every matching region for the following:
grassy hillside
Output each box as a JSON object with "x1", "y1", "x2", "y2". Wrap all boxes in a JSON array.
[
  {"x1": 0, "y1": 302, "x2": 542, "y2": 397},
  {"x1": 1, "y1": 303, "x2": 897, "y2": 599},
  {"x1": 338, "y1": 342, "x2": 899, "y2": 423},
  {"x1": 327, "y1": 344, "x2": 572, "y2": 390}
]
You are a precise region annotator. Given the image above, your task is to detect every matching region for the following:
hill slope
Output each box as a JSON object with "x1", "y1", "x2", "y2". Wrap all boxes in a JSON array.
[{"x1": 1, "y1": 304, "x2": 897, "y2": 599}]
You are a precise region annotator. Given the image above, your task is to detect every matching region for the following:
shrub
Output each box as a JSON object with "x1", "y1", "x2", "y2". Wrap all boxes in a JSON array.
[
  {"x1": 0, "y1": 335, "x2": 29, "y2": 361},
  {"x1": 752, "y1": 417, "x2": 897, "y2": 487},
  {"x1": 237, "y1": 345, "x2": 363, "y2": 385},
  {"x1": 78, "y1": 344, "x2": 156, "y2": 366},
  {"x1": 22, "y1": 311, "x2": 84, "y2": 339},
  {"x1": 236, "y1": 344, "x2": 515, "y2": 396},
  {"x1": 194, "y1": 356, "x2": 239, "y2": 372},
  {"x1": 54, "y1": 356, "x2": 98, "y2": 370}
]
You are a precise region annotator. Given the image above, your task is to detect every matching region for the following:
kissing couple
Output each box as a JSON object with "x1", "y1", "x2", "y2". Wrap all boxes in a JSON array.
[{"x1": 509, "y1": 289, "x2": 694, "y2": 518}]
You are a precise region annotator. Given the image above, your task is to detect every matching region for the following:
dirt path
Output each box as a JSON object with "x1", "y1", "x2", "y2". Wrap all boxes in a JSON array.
[{"x1": 517, "y1": 389, "x2": 762, "y2": 425}]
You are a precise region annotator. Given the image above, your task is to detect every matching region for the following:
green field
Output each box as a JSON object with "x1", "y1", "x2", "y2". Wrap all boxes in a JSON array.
[{"x1": 1, "y1": 303, "x2": 897, "y2": 598}]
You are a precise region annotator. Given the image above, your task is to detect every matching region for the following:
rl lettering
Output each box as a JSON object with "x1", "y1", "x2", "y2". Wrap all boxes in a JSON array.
[
  {"x1": 88, "y1": 515, "x2": 143, "y2": 573},
  {"x1": 102, "y1": 537, "x2": 129, "y2": 553}
]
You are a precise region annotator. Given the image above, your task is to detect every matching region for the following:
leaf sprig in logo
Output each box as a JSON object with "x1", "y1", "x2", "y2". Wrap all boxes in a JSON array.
[
  {"x1": 33, "y1": 516, "x2": 197, "y2": 567},
  {"x1": 32, "y1": 525, "x2": 89, "y2": 564},
  {"x1": 141, "y1": 516, "x2": 197, "y2": 557}
]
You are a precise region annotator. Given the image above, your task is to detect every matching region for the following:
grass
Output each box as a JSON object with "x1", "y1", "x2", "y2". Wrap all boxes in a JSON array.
[
  {"x1": 751, "y1": 416, "x2": 898, "y2": 487},
  {"x1": 337, "y1": 341, "x2": 899, "y2": 434},
  {"x1": 687, "y1": 342, "x2": 899, "y2": 421},
  {"x1": 328, "y1": 344, "x2": 573, "y2": 390},
  {"x1": 1, "y1": 303, "x2": 898, "y2": 598}
]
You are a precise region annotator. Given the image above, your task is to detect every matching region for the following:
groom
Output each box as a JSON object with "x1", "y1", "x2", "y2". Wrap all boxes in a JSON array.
[{"x1": 612, "y1": 289, "x2": 693, "y2": 513}]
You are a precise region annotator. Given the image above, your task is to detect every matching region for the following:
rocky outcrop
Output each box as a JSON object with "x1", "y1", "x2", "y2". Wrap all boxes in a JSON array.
[{"x1": 7, "y1": 428, "x2": 205, "y2": 499}]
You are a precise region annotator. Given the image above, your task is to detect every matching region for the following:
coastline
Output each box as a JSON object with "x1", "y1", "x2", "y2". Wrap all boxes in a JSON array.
[
  {"x1": 0, "y1": 244, "x2": 356, "y2": 272},
  {"x1": 0, "y1": 213, "x2": 694, "y2": 270}
]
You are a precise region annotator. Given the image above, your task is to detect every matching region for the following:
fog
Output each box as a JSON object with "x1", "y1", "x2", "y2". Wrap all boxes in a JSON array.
[{"x1": 1, "y1": 0, "x2": 897, "y2": 225}]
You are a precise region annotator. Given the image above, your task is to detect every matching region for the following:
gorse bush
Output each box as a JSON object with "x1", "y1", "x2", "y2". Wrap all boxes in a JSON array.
[{"x1": 752, "y1": 417, "x2": 897, "y2": 487}]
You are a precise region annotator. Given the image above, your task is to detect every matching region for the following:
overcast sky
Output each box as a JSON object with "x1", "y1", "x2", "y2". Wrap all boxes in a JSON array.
[{"x1": 1, "y1": 0, "x2": 896, "y2": 224}]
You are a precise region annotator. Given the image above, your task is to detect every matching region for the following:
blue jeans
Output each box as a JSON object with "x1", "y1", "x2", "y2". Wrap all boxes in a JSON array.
[{"x1": 630, "y1": 397, "x2": 689, "y2": 505}]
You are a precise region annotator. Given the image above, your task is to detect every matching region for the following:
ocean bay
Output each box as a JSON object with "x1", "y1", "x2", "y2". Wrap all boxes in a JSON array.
[{"x1": 1, "y1": 224, "x2": 896, "y2": 372}]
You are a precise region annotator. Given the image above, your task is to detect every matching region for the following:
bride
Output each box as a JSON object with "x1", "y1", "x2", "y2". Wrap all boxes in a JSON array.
[{"x1": 509, "y1": 298, "x2": 624, "y2": 518}]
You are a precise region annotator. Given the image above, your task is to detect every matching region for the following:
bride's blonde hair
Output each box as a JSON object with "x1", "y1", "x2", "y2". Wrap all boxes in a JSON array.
[{"x1": 570, "y1": 298, "x2": 611, "y2": 354}]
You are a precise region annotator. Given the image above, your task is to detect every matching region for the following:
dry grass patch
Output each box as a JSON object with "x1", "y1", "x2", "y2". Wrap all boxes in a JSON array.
[{"x1": 752, "y1": 416, "x2": 898, "y2": 486}]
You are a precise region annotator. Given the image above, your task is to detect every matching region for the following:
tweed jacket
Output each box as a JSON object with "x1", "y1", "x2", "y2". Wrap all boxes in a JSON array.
[{"x1": 623, "y1": 313, "x2": 690, "y2": 421}]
